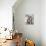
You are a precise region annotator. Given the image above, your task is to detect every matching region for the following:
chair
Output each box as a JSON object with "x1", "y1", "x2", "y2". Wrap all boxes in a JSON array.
[{"x1": 25, "y1": 40, "x2": 35, "y2": 46}]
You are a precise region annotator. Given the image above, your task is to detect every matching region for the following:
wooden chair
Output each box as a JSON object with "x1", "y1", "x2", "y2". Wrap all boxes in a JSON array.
[
  {"x1": 25, "y1": 40, "x2": 35, "y2": 46},
  {"x1": 14, "y1": 33, "x2": 23, "y2": 46}
]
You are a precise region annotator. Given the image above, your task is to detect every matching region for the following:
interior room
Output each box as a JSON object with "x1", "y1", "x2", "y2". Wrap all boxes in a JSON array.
[{"x1": 0, "y1": 0, "x2": 46, "y2": 46}]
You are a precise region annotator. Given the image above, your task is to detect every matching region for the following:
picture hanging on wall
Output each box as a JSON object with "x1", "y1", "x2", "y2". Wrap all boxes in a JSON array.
[{"x1": 25, "y1": 14, "x2": 34, "y2": 25}]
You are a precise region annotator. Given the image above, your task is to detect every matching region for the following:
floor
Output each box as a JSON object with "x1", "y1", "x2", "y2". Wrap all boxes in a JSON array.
[{"x1": 0, "y1": 39, "x2": 16, "y2": 46}]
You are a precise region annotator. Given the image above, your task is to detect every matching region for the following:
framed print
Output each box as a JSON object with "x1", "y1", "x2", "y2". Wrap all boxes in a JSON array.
[{"x1": 25, "y1": 14, "x2": 34, "y2": 25}]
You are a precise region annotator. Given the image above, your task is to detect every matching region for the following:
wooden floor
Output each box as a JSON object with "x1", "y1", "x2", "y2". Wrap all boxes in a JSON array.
[{"x1": 0, "y1": 39, "x2": 16, "y2": 46}]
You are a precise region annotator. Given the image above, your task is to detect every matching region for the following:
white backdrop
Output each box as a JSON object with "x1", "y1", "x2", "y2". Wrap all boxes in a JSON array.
[{"x1": 0, "y1": 0, "x2": 16, "y2": 30}]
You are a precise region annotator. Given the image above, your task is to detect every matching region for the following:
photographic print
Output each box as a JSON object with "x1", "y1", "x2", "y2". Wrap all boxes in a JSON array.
[{"x1": 25, "y1": 14, "x2": 34, "y2": 25}]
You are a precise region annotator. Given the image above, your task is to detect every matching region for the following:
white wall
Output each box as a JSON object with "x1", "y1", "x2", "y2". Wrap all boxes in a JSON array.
[
  {"x1": 0, "y1": 0, "x2": 16, "y2": 30},
  {"x1": 13, "y1": 0, "x2": 41, "y2": 46},
  {"x1": 41, "y1": 0, "x2": 46, "y2": 46}
]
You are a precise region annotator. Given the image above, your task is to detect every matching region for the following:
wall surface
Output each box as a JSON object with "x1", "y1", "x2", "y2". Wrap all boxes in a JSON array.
[
  {"x1": 41, "y1": 0, "x2": 46, "y2": 46},
  {"x1": 13, "y1": 0, "x2": 41, "y2": 46},
  {"x1": 0, "y1": 0, "x2": 16, "y2": 30}
]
